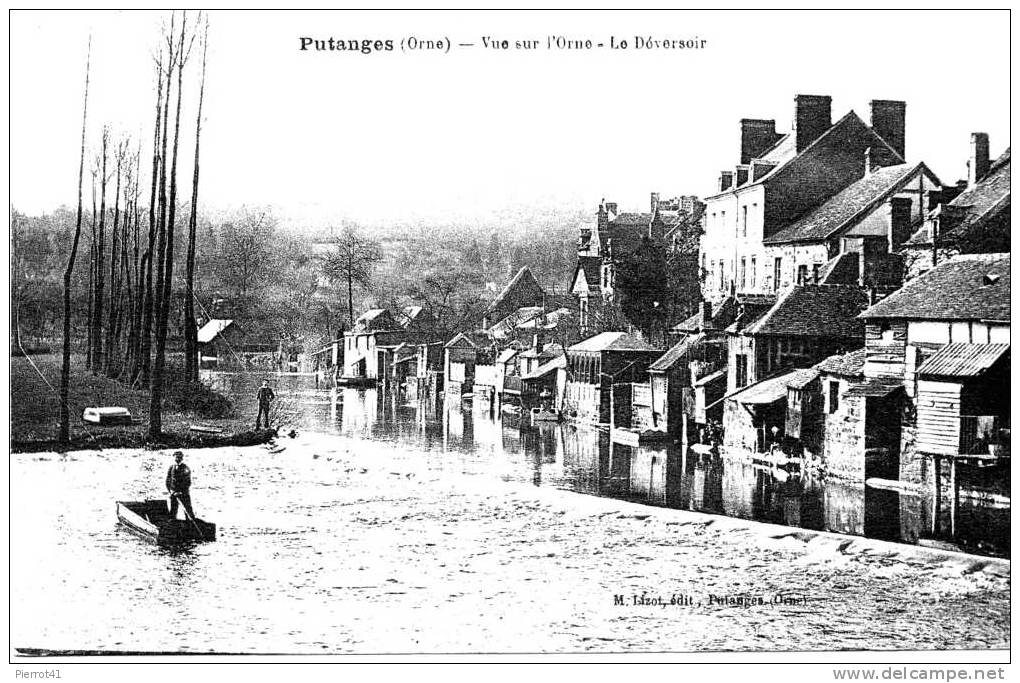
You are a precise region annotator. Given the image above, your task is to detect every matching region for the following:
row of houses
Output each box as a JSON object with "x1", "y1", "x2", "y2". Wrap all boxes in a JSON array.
[{"x1": 331, "y1": 92, "x2": 1008, "y2": 515}]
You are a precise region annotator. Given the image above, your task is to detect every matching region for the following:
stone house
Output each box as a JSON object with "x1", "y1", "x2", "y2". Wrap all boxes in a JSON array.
[
  {"x1": 722, "y1": 367, "x2": 821, "y2": 454},
  {"x1": 725, "y1": 284, "x2": 868, "y2": 394},
  {"x1": 700, "y1": 94, "x2": 907, "y2": 302},
  {"x1": 761, "y1": 160, "x2": 941, "y2": 291},
  {"x1": 481, "y1": 266, "x2": 546, "y2": 331},
  {"x1": 901, "y1": 138, "x2": 1010, "y2": 280}
]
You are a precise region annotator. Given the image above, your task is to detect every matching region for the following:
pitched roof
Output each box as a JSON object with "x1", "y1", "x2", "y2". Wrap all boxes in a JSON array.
[
  {"x1": 521, "y1": 342, "x2": 564, "y2": 360},
  {"x1": 649, "y1": 333, "x2": 705, "y2": 372},
  {"x1": 484, "y1": 266, "x2": 544, "y2": 316},
  {"x1": 815, "y1": 348, "x2": 867, "y2": 377},
  {"x1": 197, "y1": 319, "x2": 233, "y2": 344},
  {"x1": 763, "y1": 164, "x2": 926, "y2": 245},
  {"x1": 496, "y1": 348, "x2": 520, "y2": 365},
  {"x1": 444, "y1": 330, "x2": 492, "y2": 349},
  {"x1": 745, "y1": 285, "x2": 869, "y2": 338},
  {"x1": 817, "y1": 252, "x2": 860, "y2": 285},
  {"x1": 916, "y1": 343, "x2": 1009, "y2": 378},
  {"x1": 905, "y1": 148, "x2": 1010, "y2": 247},
  {"x1": 568, "y1": 331, "x2": 659, "y2": 353},
  {"x1": 354, "y1": 309, "x2": 398, "y2": 332},
  {"x1": 732, "y1": 368, "x2": 820, "y2": 405},
  {"x1": 672, "y1": 297, "x2": 738, "y2": 333},
  {"x1": 572, "y1": 256, "x2": 602, "y2": 290},
  {"x1": 706, "y1": 111, "x2": 904, "y2": 200},
  {"x1": 522, "y1": 354, "x2": 566, "y2": 381},
  {"x1": 861, "y1": 253, "x2": 1010, "y2": 321}
]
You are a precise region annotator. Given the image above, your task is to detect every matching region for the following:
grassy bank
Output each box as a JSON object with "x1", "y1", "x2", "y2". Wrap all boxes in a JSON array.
[{"x1": 10, "y1": 354, "x2": 275, "y2": 452}]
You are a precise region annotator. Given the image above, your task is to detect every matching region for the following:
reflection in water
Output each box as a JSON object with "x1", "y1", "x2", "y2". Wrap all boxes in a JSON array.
[{"x1": 202, "y1": 372, "x2": 1009, "y2": 558}]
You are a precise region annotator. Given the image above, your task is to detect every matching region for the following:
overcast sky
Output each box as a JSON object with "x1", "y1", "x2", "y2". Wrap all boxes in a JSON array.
[{"x1": 9, "y1": 10, "x2": 1010, "y2": 229}]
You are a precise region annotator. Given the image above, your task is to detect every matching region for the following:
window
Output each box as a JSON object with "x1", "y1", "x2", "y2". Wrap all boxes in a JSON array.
[
  {"x1": 797, "y1": 264, "x2": 808, "y2": 285},
  {"x1": 741, "y1": 205, "x2": 748, "y2": 238},
  {"x1": 812, "y1": 263, "x2": 821, "y2": 284},
  {"x1": 750, "y1": 257, "x2": 756, "y2": 288},
  {"x1": 828, "y1": 380, "x2": 840, "y2": 414},
  {"x1": 735, "y1": 354, "x2": 748, "y2": 388},
  {"x1": 718, "y1": 261, "x2": 724, "y2": 292},
  {"x1": 701, "y1": 253, "x2": 706, "y2": 280},
  {"x1": 773, "y1": 257, "x2": 782, "y2": 291},
  {"x1": 740, "y1": 258, "x2": 746, "y2": 290},
  {"x1": 790, "y1": 389, "x2": 801, "y2": 408}
]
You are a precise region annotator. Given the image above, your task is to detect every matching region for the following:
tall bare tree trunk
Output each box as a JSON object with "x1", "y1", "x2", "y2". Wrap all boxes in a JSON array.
[
  {"x1": 184, "y1": 18, "x2": 208, "y2": 384},
  {"x1": 59, "y1": 40, "x2": 91, "y2": 443},
  {"x1": 104, "y1": 143, "x2": 124, "y2": 376},
  {"x1": 136, "y1": 50, "x2": 165, "y2": 386},
  {"x1": 92, "y1": 128, "x2": 109, "y2": 374},
  {"x1": 150, "y1": 12, "x2": 189, "y2": 440}
]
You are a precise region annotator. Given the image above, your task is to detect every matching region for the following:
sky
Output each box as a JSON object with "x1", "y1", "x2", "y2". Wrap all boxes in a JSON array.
[{"x1": 9, "y1": 9, "x2": 1011, "y2": 230}]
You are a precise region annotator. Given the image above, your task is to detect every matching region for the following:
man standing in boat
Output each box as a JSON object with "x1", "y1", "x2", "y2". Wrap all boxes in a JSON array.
[
  {"x1": 255, "y1": 379, "x2": 275, "y2": 430},
  {"x1": 166, "y1": 451, "x2": 196, "y2": 520}
]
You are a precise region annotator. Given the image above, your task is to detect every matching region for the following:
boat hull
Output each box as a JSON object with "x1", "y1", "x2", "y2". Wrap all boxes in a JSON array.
[{"x1": 117, "y1": 500, "x2": 216, "y2": 544}]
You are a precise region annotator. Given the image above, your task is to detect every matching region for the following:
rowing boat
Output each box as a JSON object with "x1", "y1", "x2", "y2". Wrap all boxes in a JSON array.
[{"x1": 116, "y1": 500, "x2": 216, "y2": 544}]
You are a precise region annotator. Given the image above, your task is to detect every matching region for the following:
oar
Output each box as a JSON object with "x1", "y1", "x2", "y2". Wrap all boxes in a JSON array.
[{"x1": 174, "y1": 492, "x2": 206, "y2": 541}]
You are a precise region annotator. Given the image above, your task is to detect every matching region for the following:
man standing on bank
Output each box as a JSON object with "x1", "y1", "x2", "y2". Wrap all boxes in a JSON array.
[
  {"x1": 256, "y1": 379, "x2": 275, "y2": 430},
  {"x1": 166, "y1": 450, "x2": 196, "y2": 520}
]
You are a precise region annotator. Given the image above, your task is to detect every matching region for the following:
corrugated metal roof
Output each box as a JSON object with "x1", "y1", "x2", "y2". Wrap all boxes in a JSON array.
[
  {"x1": 569, "y1": 332, "x2": 658, "y2": 353},
  {"x1": 916, "y1": 343, "x2": 1009, "y2": 378}
]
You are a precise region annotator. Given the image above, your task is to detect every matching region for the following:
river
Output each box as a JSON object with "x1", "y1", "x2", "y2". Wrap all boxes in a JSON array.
[{"x1": 9, "y1": 372, "x2": 1010, "y2": 654}]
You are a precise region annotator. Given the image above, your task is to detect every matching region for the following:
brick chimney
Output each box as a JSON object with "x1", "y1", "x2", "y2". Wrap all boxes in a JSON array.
[
  {"x1": 870, "y1": 100, "x2": 906, "y2": 160},
  {"x1": 889, "y1": 196, "x2": 913, "y2": 250},
  {"x1": 740, "y1": 119, "x2": 780, "y2": 164},
  {"x1": 700, "y1": 300, "x2": 712, "y2": 329},
  {"x1": 968, "y1": 132, "x2": 990, "y2": 188},
  {"x1": 794, "y1": 94, "x2": 832, "y2": 152}
]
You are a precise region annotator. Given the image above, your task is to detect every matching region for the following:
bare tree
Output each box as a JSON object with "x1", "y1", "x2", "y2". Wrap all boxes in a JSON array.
[
  {"x1": 322, "y1": 225, "x2": 384, "y2": 326},
  {"x1": 134, "y1": 48, "x2": 165, "y2": 386},
  {"x1": 58, "y1": 38, "x2": 90, "y2": 443},
  {"x1": 91, "y1": 128, "x2": 110, "y2": 373},
  {"x1": 103, "y1": 138, "x2": 128, "y2": 376},
  {"x1": 184, "y1": 16, "x2": 208, "y2": 384},
  {"x1": 217, "y1": 207, "x2": 278, "y2": 298},
  {"x1": 150, "y1": 11, "x2": 195, "y2": 439}
]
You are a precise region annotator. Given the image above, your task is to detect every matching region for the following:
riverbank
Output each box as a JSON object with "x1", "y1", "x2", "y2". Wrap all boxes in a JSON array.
[
  {"x1": 10, "y1": 354, "x2": 275, "y2": 452},
  {"x1": 10, "y1": 431, "x2": 1010, "y2": 653}
]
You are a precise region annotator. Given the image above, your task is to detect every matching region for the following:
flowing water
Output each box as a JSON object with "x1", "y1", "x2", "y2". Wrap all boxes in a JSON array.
[{"x1": 10, "y1": 372, "x2": 1010, "y2": 654}]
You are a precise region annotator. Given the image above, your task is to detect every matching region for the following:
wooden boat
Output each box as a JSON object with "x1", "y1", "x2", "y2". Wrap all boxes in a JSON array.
[
  {"x1": 116, "y1": 500, "x2": 216, "y2": 544},
  {"x1": 82, "y1": 406, "x2": 132, "y2": 426},
  {"x1": 188, "y1": 424, "x2": 224, "y2": 434}
]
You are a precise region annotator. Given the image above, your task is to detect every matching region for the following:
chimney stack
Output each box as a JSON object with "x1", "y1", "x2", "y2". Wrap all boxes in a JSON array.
[
  {"x1": 735, "y1": 165, "x2": 749, "y2": 186},
  {"x1": 700, "y1": 301, "x2": 712, "y2": 329},
  {"x1": 870, "y1": 100, "x2": 906, "y2": 160},
  {"x1": 968, "y1": 132, "x2": 990, "y2": 188},
  {"x1": 794, "y1": 94, "x2": 832, "y2": 152},
  {"x1": 740, "y1": 118, "x2": 780, "y2": 164}
]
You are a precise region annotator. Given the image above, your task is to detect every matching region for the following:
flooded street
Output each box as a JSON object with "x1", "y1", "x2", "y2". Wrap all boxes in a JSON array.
[{"x1": 10, "y1": 375, "x2": 1010, "y2": 654}]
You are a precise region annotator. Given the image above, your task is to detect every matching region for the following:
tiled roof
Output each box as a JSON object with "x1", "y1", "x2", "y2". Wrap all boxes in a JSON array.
[
  {"x1": 745, "y1": 285, "x2": 869, "y2": 338},
  {"x1": 649, "y1": 333, "x2": 705, "y2": 372},
  {"x1": 707, "y1": 111, "x2": 903, "y2": 200},
  {"x1": 815, "y1": 348, "x2": 867, "y2": 377},
  {"x1": 861, "y1": 253, "x2": 1010, "y2": 321},
  {"x1": 611, "y1": 212, "x2": 654, "y2": 227},
  {"x1": 817, "y1": 253, "x2": 860, "y2": 285},
  {"x1": 916, "y1": 343, "x2": 1009, "y2": 378},
  {"x1": 444, "y1": 330, "x2": 492, "y2": 349},
  {"x1": 763, "y1": 164, "x2": 923, "y2": 245},
  {"x1": 905, "y1": 148, "x2": 1010, "y2": 246},
  {"x1": 354, "y1": 309, "x2": 398, "y2": 332},
  {"x1": 569, "y1": 331, "x2": 659, "y2": 353}
]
